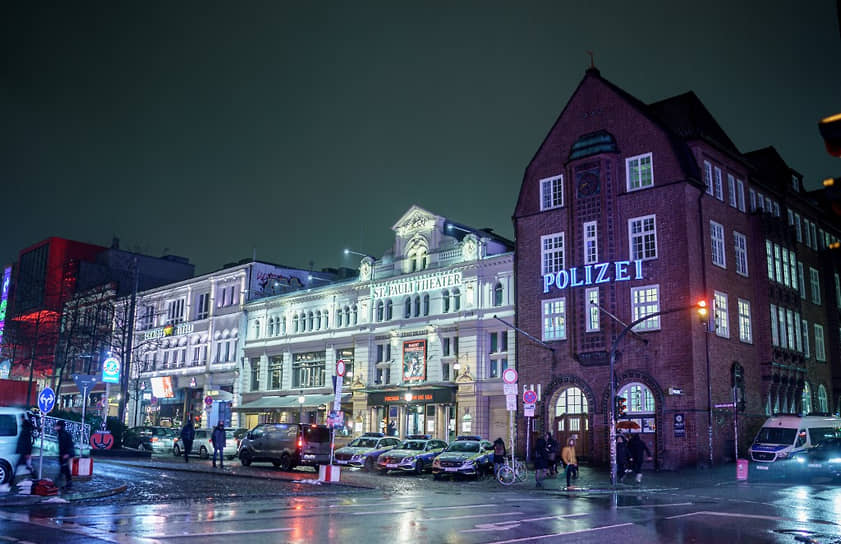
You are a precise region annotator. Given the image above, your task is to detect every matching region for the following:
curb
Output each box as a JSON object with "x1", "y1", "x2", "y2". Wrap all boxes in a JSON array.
[
  {"x1": 0, "y1": 484, "x2": 128, "y2": 506},
  {"x1": 65, "y1": 484, "x2": 128, "y2": 501}
]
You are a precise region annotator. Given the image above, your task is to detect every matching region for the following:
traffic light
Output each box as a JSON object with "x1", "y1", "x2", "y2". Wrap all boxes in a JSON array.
[
  {"x1": 696, "y1": 300, "x2": 709, "y2": 327},
  {"x1": 615, "y1": 396, "x2": 627, "y2": 418}
]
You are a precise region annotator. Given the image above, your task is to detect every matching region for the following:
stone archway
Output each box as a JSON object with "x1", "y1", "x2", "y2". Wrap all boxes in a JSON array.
[
  {"x1": 601, "y1": 370, "x2": 665, "y2": 468},
  {"x1": 544, "y1": 375, "x2": 597, "y2": 461}
]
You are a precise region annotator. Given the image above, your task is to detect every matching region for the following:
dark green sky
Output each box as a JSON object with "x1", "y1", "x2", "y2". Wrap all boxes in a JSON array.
[{"x1": 2, "y1": 1, "x2": 840, "y2": 274}]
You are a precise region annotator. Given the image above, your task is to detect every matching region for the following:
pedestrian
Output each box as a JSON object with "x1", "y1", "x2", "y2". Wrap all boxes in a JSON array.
[
  {"x1": 615, "y1": 435, "x2": 629, "y2": 483},
  {"x1": 628, "y1": 434, "x2": 652, "y2": 483},
  {"x1": 211, "y1": 421, "x2": 227, "y2": 468},
  {"x1": 561, "y1": 438, "x2": 578, "y2": 489},
  {"x1": 15, "y1": 414, "x2": 34, "y2": 476},
  {"x1": 492, "y1": 437, "x2": 506, "y2": 476},
  {"x1": 533, "y1": 434, "x2": 547, "y2": 488},
  {"x1": 180, "y1": 414, "x2": 195, "y2": 463},
  {"x1": 54, "y1": 420, "x2": 75, "y2": 490},
  {"x1": 387, "y1": 420, "x2": 396, "y2": 436},
  {"x1": 545, "y1": 433, "x2": 558, "y2": 476}
]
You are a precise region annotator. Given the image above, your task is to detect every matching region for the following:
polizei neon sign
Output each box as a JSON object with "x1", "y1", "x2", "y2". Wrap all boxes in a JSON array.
[{"x1": 543, "y1": 260, "x2": 644, "y2": 293}]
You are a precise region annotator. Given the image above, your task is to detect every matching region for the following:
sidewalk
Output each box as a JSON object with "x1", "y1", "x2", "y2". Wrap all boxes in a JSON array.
[{"x1": 0, "y1": 458, "x2": 127, "y2": 507}]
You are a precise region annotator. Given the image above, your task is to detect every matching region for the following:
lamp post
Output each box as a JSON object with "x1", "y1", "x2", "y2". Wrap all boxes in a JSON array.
[
  {"x1": 592, "y1": 301, "x2": 706, "y2": 486},
  {"x1": 298, "y1": 391, "x2": 305, "y2": 423},
  {"x1": 404, "y1": 389, "x2": 413, "y2": 436},
  {"x1": 446, "y1": 223, "x2": 473, "y2": 235}
]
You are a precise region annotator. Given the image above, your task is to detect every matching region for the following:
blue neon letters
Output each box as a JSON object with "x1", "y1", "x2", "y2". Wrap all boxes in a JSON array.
[{"x1": 543, "y1": 260, "x2": 643, "y2": 293}]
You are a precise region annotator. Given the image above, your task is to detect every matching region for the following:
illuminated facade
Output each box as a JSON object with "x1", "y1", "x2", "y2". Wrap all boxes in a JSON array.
[{"x1": 239, "y1": 206, "x2": 515, "y2": 442}]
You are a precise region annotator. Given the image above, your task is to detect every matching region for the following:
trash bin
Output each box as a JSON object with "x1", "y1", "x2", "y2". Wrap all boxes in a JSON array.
[{"x1": 736, "y1": 458, "x2": 748, "y2": 480}]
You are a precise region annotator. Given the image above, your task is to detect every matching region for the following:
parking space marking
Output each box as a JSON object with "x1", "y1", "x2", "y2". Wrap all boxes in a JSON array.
[{"x1": 666, "y1": 510, "x2": 840, "y2": 526}]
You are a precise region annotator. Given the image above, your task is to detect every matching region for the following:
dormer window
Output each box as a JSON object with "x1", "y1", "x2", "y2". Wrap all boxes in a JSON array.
[{"x1": 406, "y1": 237, "x2": 429, "y2": 273}]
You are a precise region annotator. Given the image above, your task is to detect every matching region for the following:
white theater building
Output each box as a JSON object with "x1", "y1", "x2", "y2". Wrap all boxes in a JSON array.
[{"x1": 238, "y1": 206, "x2": 516, "y2": 441}]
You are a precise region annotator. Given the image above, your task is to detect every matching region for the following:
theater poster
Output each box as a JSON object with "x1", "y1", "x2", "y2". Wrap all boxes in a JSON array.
[{"x1": 402, "y1": 340, "x2": 427, "y2": 383}]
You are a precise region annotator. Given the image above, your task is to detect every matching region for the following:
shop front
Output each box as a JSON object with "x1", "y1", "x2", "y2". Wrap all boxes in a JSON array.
[
  {"x1": 235, "y1": 393, "x2": 352, "y2": 431},
  {"x1": 366, "y1": 387, "x2": 456, "y2": 441}
]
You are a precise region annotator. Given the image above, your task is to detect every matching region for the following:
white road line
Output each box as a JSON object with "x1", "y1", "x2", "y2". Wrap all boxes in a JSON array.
[
  {"x1": 147, "y1": 527, "x2": 293, "y2": 539},
  {"x1": 481, "y1": 523, "x2": 635, "y2": 543},
  {"x1": 416, "y1": 512, "x2": 521, "y2": 522},
  {"x1": 352, "y1": 503, "x2": 496, "y2": 515},
  {"x1": 616, "y1": 502, "x2": 693, "y2": 509},
  {"x1": 666, "y1": 510, "x2": 786, "y2": 522},
  {"x1": 519, "y1": 513, "x2": 589, "y2": 522}
]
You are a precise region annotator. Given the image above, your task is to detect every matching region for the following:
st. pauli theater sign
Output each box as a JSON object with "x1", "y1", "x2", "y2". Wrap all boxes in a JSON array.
[
  {"x1": 543, "y1": 260, "x2": 644, "y2": 293},
  {"x1": 371, "y1": 270, "x2": 462, "y2": 300}
]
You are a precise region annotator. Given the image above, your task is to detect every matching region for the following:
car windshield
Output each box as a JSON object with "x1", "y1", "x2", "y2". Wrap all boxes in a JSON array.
[
  {"x1": 303, "y1": 426, "x2": 330, "y2": 443},
  {"x1": 349, "y1": 438, "x2": 379, "y2": 448},
  {"x1": 814, "y1": 438, "x2": 841, "y2": 451},
  {"x1": 400, "y1": 441, "x2": 426, "y2": 450},
  {"x1": 447, "y1": 442, "x2": 479, "y2": 453},
  {"x1": 151, "y1": 428, "x2": 171, "y2": 437},
  {"x1": 755, "y1": 427, "x2": 797, "y2": 445}
]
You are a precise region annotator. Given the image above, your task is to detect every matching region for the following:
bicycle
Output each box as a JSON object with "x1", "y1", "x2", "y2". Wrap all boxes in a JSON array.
[{"x1": 496, "y1": 457, "x2": 527, "y2": 485}]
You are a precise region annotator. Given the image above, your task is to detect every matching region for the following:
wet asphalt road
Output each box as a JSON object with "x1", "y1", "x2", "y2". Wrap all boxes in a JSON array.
[{"x1": 2, "y1": 456, "x2": 841, "y2": 543}]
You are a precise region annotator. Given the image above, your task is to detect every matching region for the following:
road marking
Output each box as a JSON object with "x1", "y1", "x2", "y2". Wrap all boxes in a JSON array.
[
  {"x1": 480, "y1": 523, "x2": 635, "y2": 543},
  {"x1": 416, "y1": 512, "x2": 520, "y2": 522},
  {"x1": 148, "y1": 527, "x2": 293, "y2": 539},
  {"x1": 616, "y1": 502, "x2": 693, "y2": 509},
  {"x1": 666, "y1": 510, "x2": 839, "y2": 526}
]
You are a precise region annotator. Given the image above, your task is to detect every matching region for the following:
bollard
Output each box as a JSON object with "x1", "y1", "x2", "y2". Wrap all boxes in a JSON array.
[{"x1": 736, "y1": 458, "x2": 748, "y2": 480}]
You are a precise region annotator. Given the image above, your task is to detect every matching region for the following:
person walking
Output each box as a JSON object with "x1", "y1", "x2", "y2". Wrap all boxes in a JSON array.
[
  {"x1": 15, "y1": 414, "x2": 34, "y2": 476},
  {"x1": 180, "y1": 415, "x2": 195, "y2": 463},
  {"x1": 533, "y1": 434, "x2": 547, "y2": 488},
  {"x1": 627, "y1": 434, "x2": 652, "y2": 483},
  {"x1": 615, "y1": 435, "x2": 629, "y2": 483},
  {"x1": 492, "y1": 437, "x2": 506, "y2": 476},
  {"x1": 54, "y1": 420, "x2": 75, "y2": 490},
  {"x1": 561, "y1": 438, "x2": 578, "y2": 489},
  {"x1": 211, "y1": 421, "x2": 227, "y2": 468},
  {"x1": 545, "y1": 433, "x2": 558, "y2": 476}
]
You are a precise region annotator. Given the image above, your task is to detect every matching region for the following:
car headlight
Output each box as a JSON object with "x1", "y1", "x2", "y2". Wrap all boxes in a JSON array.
[
  {"x1": 462, "y1": 459, "x2": 475, "y2": 467},
  {"x1": 351, "y1": 454, "x2": 362, "y2": 461},
  {"x1": 828, "y1": 457, "x2": 841, "y2": 464},
  {"x1": 795, "y1": 456, "x2": 805, "y2": 464},
  {"x1": 777, "y1": 452, "x2": 788, "y2": 459},
  {"x1": 403, "y1": 456, "x2": 415, "y2": 463}
]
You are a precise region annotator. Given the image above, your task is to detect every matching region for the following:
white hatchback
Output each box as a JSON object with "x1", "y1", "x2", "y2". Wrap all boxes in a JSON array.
[{"x1": 0, "y1": 407, "x2": 27, "y2": 484}]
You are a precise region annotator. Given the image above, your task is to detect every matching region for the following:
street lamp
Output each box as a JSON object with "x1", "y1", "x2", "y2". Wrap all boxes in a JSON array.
[
  {"x1": 445, "y1": 223, "x2": 473, "y2": 236},
  {"x1": 298, "y1": 391, "x2": 305, "y2": 423},
  {"x1": 344, "y1": 248, "x2": 374, "y2": 259},
  {"x1": 404, "y1": 389, "x2": 413, "y2": 436}
]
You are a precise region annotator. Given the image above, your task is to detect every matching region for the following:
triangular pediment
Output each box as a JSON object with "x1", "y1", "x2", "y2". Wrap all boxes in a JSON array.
[{"x1": 391, "y1": 205, "x2": 439, "y2": 235}]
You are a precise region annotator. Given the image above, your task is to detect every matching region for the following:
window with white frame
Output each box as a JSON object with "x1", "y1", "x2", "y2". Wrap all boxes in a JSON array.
[
  {"x1": 818, "y1": 385, "x2": 829, "y2": 412},
  {"x1": 749, "y1": 188, "x2": 757, "y2": 211},
  {"x1": 734, "y1": 232, "x2": 748, "y2": 276},
  {"x1": 777, "y1": 306, "x2": 787, "y2": 349},
  {"x1": 488, "y1": 331, "x2": 509, "y2": 378},
  {"x1": 810, "y1": 267, "x2": 821, "y2": 305},
  {"x1": 704, "y1": 161, "x2": 713, "y2": 195},
  {"x1": 375, "y1": 342, "x2": 392, "y2": 384},
  {"x1": 770, "y1": 304, "x2": 779, "y2": 346},
  {"x1": 269, "y1": 356, "x2": 283, "y2": 390},
  {"x1": 802, "y1": 319, "x2": 810, "y2": 358},
  {"x1": 795, "y1": 213, "x2": 802, "y2": 243},
  {"x1": 629, "y1": 215, "x2": 657, "y2": 261},
  {"x1": 166, "y1": 298, "x2": 185, "y2": 324},
  {"x1": 710, "y1": 221, "x2": 726, "y2": 268},
  {"x1": 618, "y1": 383, "x2": 655, "y2": 413},
  {"x1": 585, "y1": 287, "x2": 600, "y2": 332},
  {"x1": 836, "y1": 273, "x2": 841, "y2": 309},
  {"x1": 714, "y1": 291, "x2": 729, "y2": 338},
  {"x1": 542, "y1": 298, "x2": 567, "y2": 341},
  {"x1": 810, "y1": 222, "x2": 818, "y2": 250},
  {"x1": 802, "y1": 382, "x2": 813, "y2": 414},
  {"x1": 794, "y1": 311, "x2": 803, "y2": 352},
  {"x1": 786, "y1": 309, "x2": 796, "y2": 351},
  {"x1": 631, "y1": 284, "x2": 660, "y2": 331},
  {"x1": 583, "y1": 221, "x2": 598, "y2": 264},
  {"x1": 798, "y1": 262, "x2": 806, "y2": 299},
  {"x1": 626, "y1": 153, "x2": 653, "y2": 191},
  {"x1": 714, "y1": 167, "x2": 724, "y2": 201},
  {"x1": 814, "y1": 324, "x2": 826, "y2": 362},
  {"x1": 738, "y1": 299, "x2": 752, "y2": 343},
  {"x1": 196, "y1": 292, "x2": 210, "y2": 320},
  {"x1": 541, "y1": 233, "x2": 565, "y2": 275},
  {"x1": 540, "y1": 174, "x2": 564, "y2": 210},
  {"x1": 727, "y1": 174, "x2": 737, "y2": 207},
  {"x1": 736, "y1": 179, "x2": 746, "y2": 211}
]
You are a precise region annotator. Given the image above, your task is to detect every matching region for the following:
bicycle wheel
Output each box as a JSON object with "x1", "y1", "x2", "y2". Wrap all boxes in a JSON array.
[
  {"x1": 514, "y1": 461, "x2": 527, "y2": 482},
  {"x1": 497, "y1": 465, "x2": 516, "y2": 486}
]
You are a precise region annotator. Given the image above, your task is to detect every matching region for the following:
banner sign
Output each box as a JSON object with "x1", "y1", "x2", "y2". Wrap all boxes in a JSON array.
[{"x1": 402, "y1": 340, "x2": 427, "y2": 384}]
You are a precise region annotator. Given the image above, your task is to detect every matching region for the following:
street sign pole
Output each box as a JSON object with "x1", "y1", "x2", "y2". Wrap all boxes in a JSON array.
[
  {"x1": 37, "y1": 386, "x2": 56, "y2": 480},
  {"x1": 38, "y1": 412, "x2": 44, "y2": 480}
]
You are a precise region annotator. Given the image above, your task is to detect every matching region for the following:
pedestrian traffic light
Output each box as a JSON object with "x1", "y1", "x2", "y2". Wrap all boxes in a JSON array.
[
  {"x1": 696, "y1": 300, "x2": 709, "y2": 326},
  {"x1": 615, "y1": 396, "x2": 627, "y2": 418}
]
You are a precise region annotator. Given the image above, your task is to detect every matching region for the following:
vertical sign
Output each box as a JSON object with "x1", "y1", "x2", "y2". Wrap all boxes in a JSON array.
[
  {"x1": 402, "y1": 340, "x2": 427, "y2": 383},
  {"x1": 102, "y1": 357, "x2": 121, "y2": 384},
  {"x1": 0, "y1": 266, "x2": 10, "y2": 343}
]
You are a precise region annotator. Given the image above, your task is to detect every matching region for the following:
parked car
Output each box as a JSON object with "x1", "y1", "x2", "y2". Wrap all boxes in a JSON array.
[
  {"x1": 431, "y1": 437, "x2": 493, "y2": 479},
  {"x1": 238, "y1": 423, "x2": 331, "y2": 471},
  {"x1": 0, "y1": 407, "x2": 28, "y2": 484},
  {"x1": 791, "y1": 438, "x2": 841, "y2": 481},
  {"x1": 376, "y1": 435, "x2": 448, "y2": 474},
  {"x1": 122, "y1": 426, "x2": 174, "y2": 453},
  {"x1": 173, "y1": 428, "x2": 238, "y2": 459},
  {"x1": 750, "y1": 415, "x2": 841, "y2": 466},
  {"x1": 333, "y1": 433, "x2": 401, "y2": 471}
]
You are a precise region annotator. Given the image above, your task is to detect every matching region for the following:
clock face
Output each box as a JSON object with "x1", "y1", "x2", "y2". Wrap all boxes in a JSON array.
[{"x1": 577, "y1": 172, "x2": 600, "y2": 197}]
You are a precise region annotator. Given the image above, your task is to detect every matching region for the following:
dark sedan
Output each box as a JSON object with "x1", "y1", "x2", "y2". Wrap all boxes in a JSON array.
[{"x1": 792, "y1": 438, "x2": 841, "y2": 481}]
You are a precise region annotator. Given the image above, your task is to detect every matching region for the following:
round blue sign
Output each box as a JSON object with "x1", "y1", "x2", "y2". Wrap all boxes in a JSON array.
[{"x1": 38, "y1": 386, "x2": 56, "y2": 414}]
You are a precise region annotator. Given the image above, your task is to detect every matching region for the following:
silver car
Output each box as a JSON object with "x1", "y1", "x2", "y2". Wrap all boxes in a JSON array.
[{"x1": 174, "y1": 428, "x2": 238, "y2": 459}]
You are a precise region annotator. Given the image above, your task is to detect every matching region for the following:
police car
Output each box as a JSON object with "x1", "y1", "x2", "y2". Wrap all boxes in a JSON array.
[
  {"x1": 431, "y1": 435, "x2": 494, "y2": 479},
  {"x1": 332, "y1": 433, "x2": 401, "y2": 471},
  {"x1": 376, "y1": 435, "x2": 448, "y2": 475}
]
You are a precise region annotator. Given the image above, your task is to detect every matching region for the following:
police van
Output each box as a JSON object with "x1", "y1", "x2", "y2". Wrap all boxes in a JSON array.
[{"x1": 750, "y1": 415, "x2": 841, "y2": 467}]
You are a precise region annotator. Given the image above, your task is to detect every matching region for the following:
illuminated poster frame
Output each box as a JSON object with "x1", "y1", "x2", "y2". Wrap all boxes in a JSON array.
[
  {"x1": 0, "y1": 266, "x2": 10, "y2": 343},
  {"x1": 402, "y1": 340, "x2": 427, "y2": 384}
]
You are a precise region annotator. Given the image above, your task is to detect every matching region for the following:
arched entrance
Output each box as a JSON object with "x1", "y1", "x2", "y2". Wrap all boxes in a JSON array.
[
  {"x1": 553, "y1": 387, "x2": 590, "y2": 460},
  {"x1": 616, "y1": 382, "x2": 657, "y2": 465}
]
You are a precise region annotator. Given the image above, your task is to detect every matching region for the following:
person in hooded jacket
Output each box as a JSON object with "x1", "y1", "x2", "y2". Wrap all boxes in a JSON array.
[
  {"x1": 55, "y1": 420, "x2": 75, "y2": 490},
  {"x1": 180, "y1": 415, "x2": 195, "y2": 463},
  {"x1": 211, "y1": 421, "x2": 227, "y2": 468},
  {"x1": 15, "y1": 415, "x2": 34, "y2": 475}
]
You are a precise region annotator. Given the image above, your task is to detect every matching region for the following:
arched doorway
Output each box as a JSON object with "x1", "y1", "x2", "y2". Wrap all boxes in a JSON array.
[
  {"x1": 554, "y1": 387, "x2": 590, "y2": 460},
  {"x1": 617, "y1": 382, "x2": 657, "y2": 465}
]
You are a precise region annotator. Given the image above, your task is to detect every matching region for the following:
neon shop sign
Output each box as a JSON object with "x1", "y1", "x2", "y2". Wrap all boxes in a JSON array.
[{"x1": 543, "y1": 260, "x2": 644, "y2": 293}]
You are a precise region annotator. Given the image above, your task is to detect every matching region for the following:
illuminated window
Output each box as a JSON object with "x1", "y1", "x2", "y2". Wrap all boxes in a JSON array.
[
  {"x1": 585, "y1": 288, "x2": 599, "y2": 332},
  {"x1": 818, "y1": 384, "x2": 829, "y2": 412},
  {"x1": 734, "y1": 232, "x2": 748, "y2": 276},
  {"x1": 802, "y1": 382, "x2": 812, "y2": 415},
  {"x1": 541, "y1": 232, "x2": 565, "y2": 275},
  {"x1": 628, "y1": 215, "x2": 657, "y2": 261},
  {"x1": 540, "y1": 174, "x2": 564, "y2": 210},
  {"x1": 738, "y1": 299, "x2": 752, "y2": 343},
  {"x1": 626, "y1": 153, "x2": 653, "y2": 191},
  {"x1": 542, "y1": 298, "x2": 566, "y2": 341},
  {"x1": 555, "y1": 387, "x2": 588, "y2": 416},
  {"x1": 810, "y1": 268, "x2": 821, "y2": 305},
  {"x1": 631, "y1": 285, "x2": 660, "y2": 331},
  {"x1": 815, "y1": 324, "x2": 826, "y2": 362},
  {"x1": 583, "y1": 221, "x2": 598, "y2": 264},
  {"x1": 618, "y1": 383, "x2": 655, "y2": 414},
  {"x1": 710, "y1": 221, "x2": 726, "y2": 268},
  {"x1": 714, "y1": 166, "x2": 724, "y2": 201}
]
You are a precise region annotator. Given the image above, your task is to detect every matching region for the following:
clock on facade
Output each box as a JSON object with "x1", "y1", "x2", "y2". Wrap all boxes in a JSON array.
[{"x1": 577, "y1": 172, "x2": 600, "y2": 198}]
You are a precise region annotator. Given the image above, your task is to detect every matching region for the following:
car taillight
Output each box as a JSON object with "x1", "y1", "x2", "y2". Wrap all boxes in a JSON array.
[
  {"x1": 298, "y1": 438, "x2": 303, "y2": 448},
  {"x1": 152, "y1": 437, "x2": 159, "y2": 442}
]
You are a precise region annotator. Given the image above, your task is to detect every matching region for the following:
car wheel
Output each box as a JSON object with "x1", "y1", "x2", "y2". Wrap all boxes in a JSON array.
[
  {"x1": 415, "y1": 459, "x2": 425, "y2": 475},
  {"x1": 0, "y1": 461, "x2": 12, "y2": 485},
  {"x1": 365, "y1": 457, "x2": 375, "y2": 472},
  {"x1": 278, "y1": 453, "x2": 293, "y2": 472},
  {"x1": 199, "y1": 446, "x2": 209, "y2": 459},
  {"x1": 240, "y1": 450, "x2": 252, "y2": 466},
  {"x1": 173, "y1": 445, "x2": 181, "y2": 456}
]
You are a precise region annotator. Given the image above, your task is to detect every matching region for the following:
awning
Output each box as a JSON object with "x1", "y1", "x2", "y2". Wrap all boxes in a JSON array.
[{"x1": 233, "y1": 393, "x2": 350, "y2": 412}]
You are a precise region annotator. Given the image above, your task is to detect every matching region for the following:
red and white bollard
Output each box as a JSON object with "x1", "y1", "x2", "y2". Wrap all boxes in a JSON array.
[
  {"x1": 318, "y1": 464, "x2": 340, "y2": 482},
  {"x1": 71, "y1": 457, "x2": 94, "y2": 480}
]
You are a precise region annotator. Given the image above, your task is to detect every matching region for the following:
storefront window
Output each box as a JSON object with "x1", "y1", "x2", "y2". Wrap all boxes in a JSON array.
[
  {"x1": 337, "y1": 348, "x2": 354, "y2": 380},
  {"x1": 269, "y1": 356, "x2": 283, "y2": 390},
  {"x1": 293, "y1": 351, "x2": 325, "y2": 388}
]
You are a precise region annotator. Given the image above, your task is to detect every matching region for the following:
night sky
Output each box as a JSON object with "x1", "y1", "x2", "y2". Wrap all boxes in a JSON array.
[{"x1": 3, "y1": 2, "x2": 840, "y2": 275}]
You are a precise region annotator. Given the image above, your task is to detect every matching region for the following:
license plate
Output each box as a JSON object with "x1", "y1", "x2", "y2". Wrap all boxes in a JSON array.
[
  {"x1": 387, "y1": 463, "x2": 397, "y2": 468},
  {"x1": 336, "y1": 460, "x2": 348, "y2": 465},
  {"x1": 756, "y1": 465, "x2": 769, "y2": 470},
  {"x1": 445, "y1": 467, "x2": 458, "y2": 472},
  {"x1": 808, "y1": 463, "x2": 822, "y2": 468}
]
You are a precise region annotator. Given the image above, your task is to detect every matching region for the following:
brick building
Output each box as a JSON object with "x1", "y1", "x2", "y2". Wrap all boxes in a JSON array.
[{"x1": 513, "y1": 68, "x2": 841, "y2": 469}]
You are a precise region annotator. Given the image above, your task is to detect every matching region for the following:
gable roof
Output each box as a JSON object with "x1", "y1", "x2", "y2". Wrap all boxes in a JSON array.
[{"x1": 647, "y1": 92, "x2": 741, "y2": 157}]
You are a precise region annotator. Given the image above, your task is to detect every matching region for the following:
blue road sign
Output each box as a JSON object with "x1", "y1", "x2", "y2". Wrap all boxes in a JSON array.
[{"x1": 38, "y1": 386, "x2": 56, "y2": 414}]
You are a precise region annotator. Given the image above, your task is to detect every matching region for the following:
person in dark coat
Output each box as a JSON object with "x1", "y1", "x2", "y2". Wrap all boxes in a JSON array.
[
  {"x1": 545, "y1": 434, "x2": 559, "y2": 476},
  {"x1": 54, "y1": 420, "x2": 75, "y2": 490},
  {"x1": 211, "y1": 421, "x2": 227, "y2": 468},
  {"x1": 615, "y1": 435, "x2": 630, "y2": 483},
  {"x1": 533, "y1": 435, "x2": 548, "y2": 488},
  {"x1": 15, "y1": 415, "x2": 34, "y2": 475},
  {"x1": 180, "y1": 415, "x2": 195, "y2": 463},
  {"x1": 627, "y1": 434, "x2": 652, "y2": 483},
  {"x1": 492, "y1": 437, "x2": 507, "y2": 476}
]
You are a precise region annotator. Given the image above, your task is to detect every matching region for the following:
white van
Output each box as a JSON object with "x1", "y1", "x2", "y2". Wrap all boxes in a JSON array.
[
  {"x1": 0, "y1": 407, "x2": 28, "y2": 484},
  {"x1": 750, "y1": 415, "x2": 841, "y2": 465}
]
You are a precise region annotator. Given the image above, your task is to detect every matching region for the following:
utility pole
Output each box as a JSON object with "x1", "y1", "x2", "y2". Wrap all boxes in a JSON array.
[{"x1": 118, "y1": 256, "x2": 139, "y2": 424}]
